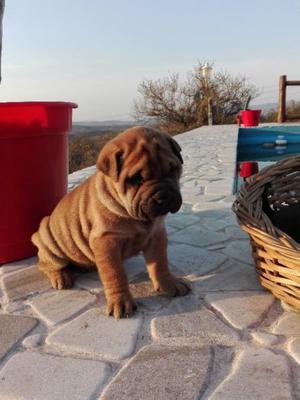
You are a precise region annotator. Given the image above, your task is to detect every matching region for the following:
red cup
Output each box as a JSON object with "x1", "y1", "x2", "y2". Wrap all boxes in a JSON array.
[
  {"x1": 240, "y1": 161, "x2": 259, "y2": 178},
  {"x1": 240, "y1": 109, "x2": 261, "y2": 127}
]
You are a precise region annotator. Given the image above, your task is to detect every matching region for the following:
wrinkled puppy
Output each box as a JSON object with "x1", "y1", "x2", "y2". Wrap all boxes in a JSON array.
[{"x1": 32, "y1": 126, "x2": 190, "y2": 318}]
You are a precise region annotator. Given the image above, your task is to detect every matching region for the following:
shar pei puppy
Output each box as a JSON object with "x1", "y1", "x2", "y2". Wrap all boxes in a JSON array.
[{"x1": 32, "y1": 126, "x2": 190, "y2": 318}]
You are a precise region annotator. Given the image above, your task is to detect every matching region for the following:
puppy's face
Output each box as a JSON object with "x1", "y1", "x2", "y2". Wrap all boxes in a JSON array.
[{"x1": 97, "y1": 127, "x2": 183, "y2": 220}]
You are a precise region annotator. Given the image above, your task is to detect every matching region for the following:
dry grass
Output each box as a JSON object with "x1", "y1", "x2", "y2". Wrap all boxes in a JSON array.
[{"x1": 69, "y1": 131, "x2": 119, "y2": 173}]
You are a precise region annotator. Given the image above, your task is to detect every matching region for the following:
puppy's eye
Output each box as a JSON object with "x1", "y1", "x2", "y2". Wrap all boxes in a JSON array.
[{"x1": 127, "y1": 172, "x2": 143, "y2": 185}]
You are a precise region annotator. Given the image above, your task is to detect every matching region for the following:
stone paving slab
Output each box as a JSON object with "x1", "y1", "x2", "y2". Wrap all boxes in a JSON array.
[
  {"x1": 288, "y1": 338, "x2": 300, "y2": 364},
  {"x1": 124, "y1": 255, "x2": 147, "y2": 281},
  {"x1": 0, "y1": 352, "x2": 110, "y2": 400},
  {"x1": 0, "y1": 264, "x2": 51, "y2": 302},
  {"x1": 170, "y1": 224, "x2": 230, "y2": 247},
  {"x1": 29, "y1": 289, "x2": 97, "y2": 326},
  {"x1": 167, "y1": 243, "x2": 227, "y2": 277},
  {"x1": 220, "y1": 240, "x2": 253, "y2": 264},
  {"x1": 166, "y1": 212, "x2": 201, "y2": 229},
  {"x1": 192, "y1": 201, "x2": 232, "y2": 211},
  {"x1": 206, "y1": 180, "x2": 234, "y2": 195},
  {"x1": 224, "y1": 225, "x2": 249, "y2": 240},
  {"x1": 0, "y1": 314, "x2": 38, "y2": 359},
  {"x1": 0, "y1": 256, "x2": 37, "y2": 276},
  {"x1": 74, "y1": 275, "x2": 103, "y2": 292},
  {"x1": 195, "y1": 216, "x2": 233, "y2": 232},
  {"x1": 100, "y1": 345, "x2": 211, "y2": 400},
  {"x1": 251, "y1": 331, "x2": 279, "y2": 346},
  {"x1": 46, "y1": 307, "x2": 143, "y2": 360},
  {"x1": 192, "y1": 260, "x2": 264, "y2": 292},
  {"x1": 272, "y1": 312, "x2": 300, "y2": 335},
  {"x1": 209, "y1": 348, "x2": 292, "y2": 399},
  {"x1": 206, "y1": 291, "x2": 274, "y2": 330},
  {"x1": 151, "y1": 296, "x2": 239, "y2": 345}
]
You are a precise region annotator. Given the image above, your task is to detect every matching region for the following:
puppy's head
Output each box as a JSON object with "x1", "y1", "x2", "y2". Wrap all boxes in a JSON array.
[{"x1": 97, "y1": 126, "x2": 183, "y2": 220}]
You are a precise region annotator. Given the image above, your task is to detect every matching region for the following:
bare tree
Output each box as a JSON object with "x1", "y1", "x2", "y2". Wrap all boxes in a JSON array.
[
  {"x1": 133, "y1": 62, "x2": 259, "y2": 133},
  {"x1": 133, "y1": 73, "x2": 197, "y2": 133}
]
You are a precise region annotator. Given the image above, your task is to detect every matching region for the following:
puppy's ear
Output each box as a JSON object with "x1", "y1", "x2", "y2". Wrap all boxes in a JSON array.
[
  {"x1": 167, "y1": 137, "x2": 183, "y2": 164},
  {"x1": 97, "y1": 144, "x2": 123, "y2": 181}
]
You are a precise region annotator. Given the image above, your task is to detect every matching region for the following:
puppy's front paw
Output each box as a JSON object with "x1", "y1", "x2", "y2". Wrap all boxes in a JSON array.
[
  {"x1": 155, "y1": 275, "x2": 190, "y2": 297},
  {"x1": 48, "y1": 270, "x2": 74, "y2": 290},
  {"x1": 106, "y1": 291, "x2": 137, "y2": 319}
]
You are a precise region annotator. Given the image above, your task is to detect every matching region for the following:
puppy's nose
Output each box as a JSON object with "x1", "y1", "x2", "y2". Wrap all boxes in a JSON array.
[
  {"x1": 153, "y1": 190, "x2": 172, "y2": 205},
  {"x1": 153, "y1": 190, "x2": 182, "y2": 214}
]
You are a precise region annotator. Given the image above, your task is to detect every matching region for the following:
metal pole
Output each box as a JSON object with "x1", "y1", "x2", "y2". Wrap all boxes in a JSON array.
[
  {"x1": 208, "y1": 97, "x2": 213, "y2": 126},
  {"x1": 201, "y1": 64, "x2": 213, "y2": 126},
  {"x1": 278, "y1": 75, "x2": 286, "y2": 123}
]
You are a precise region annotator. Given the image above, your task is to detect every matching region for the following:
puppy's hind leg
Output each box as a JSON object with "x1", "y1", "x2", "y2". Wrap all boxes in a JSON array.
[
  {"x1": 39, "y1": 262, "x2": 74, "y2": 290},
  {"x1": 32, "y1": 219, "x2": 74, "y2": 290}
]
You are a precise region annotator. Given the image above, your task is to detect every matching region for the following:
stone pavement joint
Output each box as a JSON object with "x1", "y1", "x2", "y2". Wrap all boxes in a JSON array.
[{"x1": 0, "y1": 314, "x2": 38, "y2": 360}]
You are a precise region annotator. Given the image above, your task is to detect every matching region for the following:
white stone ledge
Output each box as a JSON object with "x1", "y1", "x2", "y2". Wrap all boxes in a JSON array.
[{"x1": 68, "y1": 124, "x2": 239, "y2": 197}]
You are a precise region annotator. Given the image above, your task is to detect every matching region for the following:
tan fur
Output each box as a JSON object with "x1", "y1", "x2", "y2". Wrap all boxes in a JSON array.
[{"x1": 32, "y1": 126, "x2": 190, "y2": 318}]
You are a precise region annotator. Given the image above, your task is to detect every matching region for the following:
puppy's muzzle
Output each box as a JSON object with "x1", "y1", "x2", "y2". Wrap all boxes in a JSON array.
[
  {"x1": 138, "y1": 181, "x2": 182, "y2": 219},
  {"x1": 152, "y1": 189, "x2": 182, "y2": 215}
]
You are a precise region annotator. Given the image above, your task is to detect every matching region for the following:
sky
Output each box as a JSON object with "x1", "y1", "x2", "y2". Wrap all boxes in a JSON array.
[{"x1": 1, "y1": 0, "x2": 300, "y2": 121}]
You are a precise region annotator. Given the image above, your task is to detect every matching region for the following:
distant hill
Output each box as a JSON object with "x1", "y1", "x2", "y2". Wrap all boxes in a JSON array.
[
  {"x1": 71, "y1": 120, "x2": 136, "y2": 135},
  {"x1": 74, "y1": 120, "x2": 136, "y2": 127},
  {"x1": 71, "y1": 118, "x2": 158, "y2": 135}
]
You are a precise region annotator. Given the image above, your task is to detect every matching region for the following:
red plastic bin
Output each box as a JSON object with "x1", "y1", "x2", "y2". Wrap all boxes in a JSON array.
[
  {"x1": 0, "y1": 101, "x2": 77, "y2": 264},
  {"x1": 240, "y1": 109, "x2": 261, "y2": 127}
]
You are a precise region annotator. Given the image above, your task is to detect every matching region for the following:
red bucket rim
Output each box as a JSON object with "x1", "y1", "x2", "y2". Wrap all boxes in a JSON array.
[
  {"x1": 240, "y1": 109, "x2": 261, "y2": 113},
  {"x1": 0, "y1": 101, "x2": 78, "y2": 109}
]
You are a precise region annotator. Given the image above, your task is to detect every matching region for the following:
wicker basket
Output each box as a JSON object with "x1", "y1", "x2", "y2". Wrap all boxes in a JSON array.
[{"x1": 232, "y1": 155, "x2": 300, "y2": 310}]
